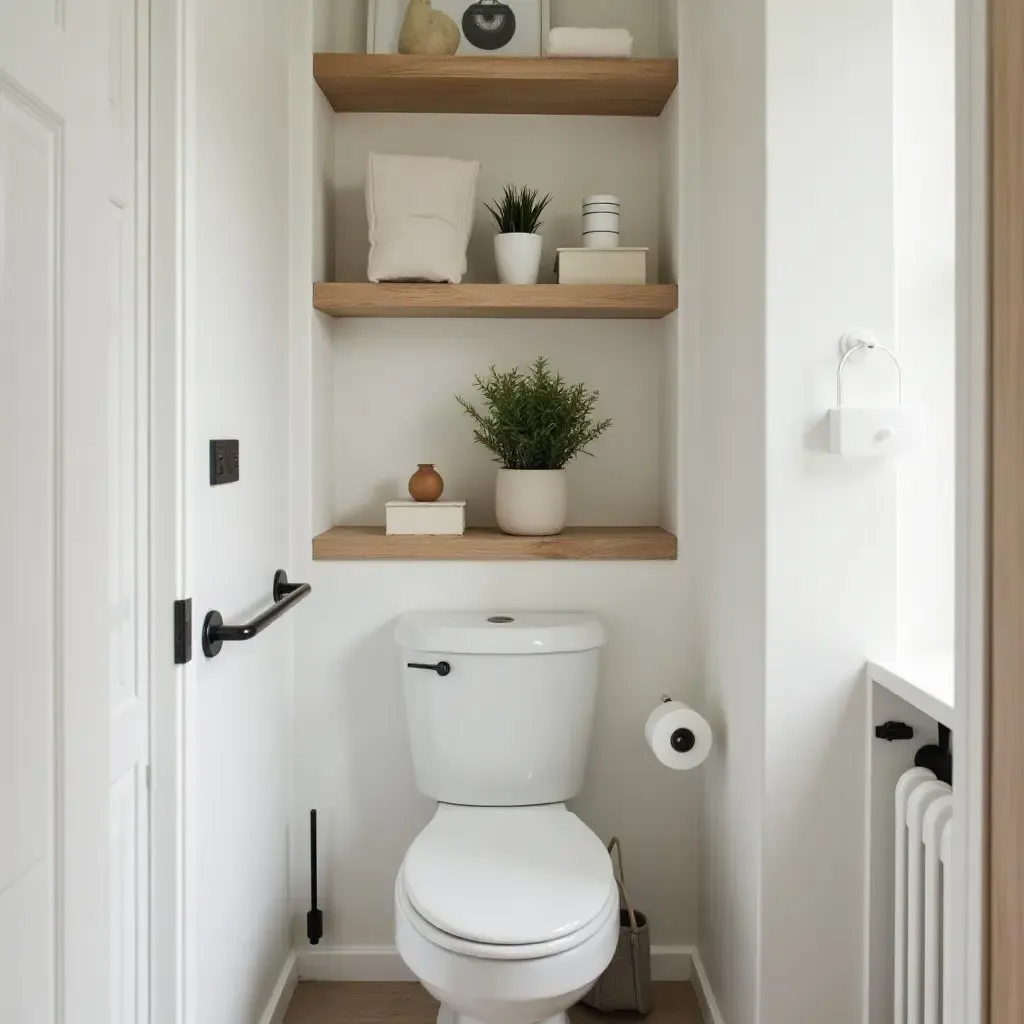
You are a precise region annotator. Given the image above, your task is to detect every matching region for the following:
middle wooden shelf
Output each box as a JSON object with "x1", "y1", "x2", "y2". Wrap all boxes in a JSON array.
[{"x1": 313, "y1": 282, "x2": 678, "y2": 320}]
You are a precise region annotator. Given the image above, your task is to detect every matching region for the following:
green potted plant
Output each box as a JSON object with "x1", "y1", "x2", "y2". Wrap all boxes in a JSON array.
[
  {"x1": 456, "y1": 358, "x2": 612, "y2": 536},
  {"x1": 486, "y1": 184, "x2": 553, "y2": 285}
]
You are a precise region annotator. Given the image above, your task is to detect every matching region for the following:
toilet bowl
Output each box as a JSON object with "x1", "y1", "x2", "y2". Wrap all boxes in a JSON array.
[{"x1": 394, "y1": 804, "x2": 618, "y2": 1024}]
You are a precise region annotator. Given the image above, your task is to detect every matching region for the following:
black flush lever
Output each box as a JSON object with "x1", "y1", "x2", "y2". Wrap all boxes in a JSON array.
[{"x1": 408, "y1": 661, "x2": 451, "y2": 676}]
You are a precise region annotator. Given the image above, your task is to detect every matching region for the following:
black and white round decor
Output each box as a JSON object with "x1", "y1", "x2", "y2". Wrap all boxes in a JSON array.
[{"x1": 462, "y1": 1, "x2": 518, "y2": 51}]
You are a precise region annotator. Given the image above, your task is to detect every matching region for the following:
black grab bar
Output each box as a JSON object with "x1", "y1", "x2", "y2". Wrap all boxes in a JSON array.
[{"x1": 202, "y1": 570, "x2": 312, "y2": 658}]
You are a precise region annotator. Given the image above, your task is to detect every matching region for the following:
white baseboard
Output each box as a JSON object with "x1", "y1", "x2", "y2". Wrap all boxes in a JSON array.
[
  {"x1": 295, "y1": 944, "x2": 694, "y2": 985},
  {"x1": 294, "y1": 943, "x2": 723, "y2": 1023},
  {"x1": 651, "y1": 945, "x2": 693, "y2": 982},
  {"x1": 297, "y1": 945, "x2": 416, "y2": 982},
  {"x1": 257, "y1": 951, "x2": 299, "y2": 1024},
  {"x1": 689, "y1": 947, "x2": 725, "y2": 1024}
]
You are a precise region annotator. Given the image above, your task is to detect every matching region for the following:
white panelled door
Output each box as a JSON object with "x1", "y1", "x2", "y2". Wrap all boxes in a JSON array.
[{"x1": 0, "y1": 1, "x2": 149, "y2": 1023}]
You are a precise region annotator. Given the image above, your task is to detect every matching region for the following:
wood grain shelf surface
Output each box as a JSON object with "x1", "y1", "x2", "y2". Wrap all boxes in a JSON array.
[
  {"x1": 313, "y1": 283, "x2": 678, "y2": 320},
  {"x1": 314, "y1": 54, "x2": 679, "y2": 117},
  {"x1": 312, "y1": 526, "x2": 678, "y2": 562}
]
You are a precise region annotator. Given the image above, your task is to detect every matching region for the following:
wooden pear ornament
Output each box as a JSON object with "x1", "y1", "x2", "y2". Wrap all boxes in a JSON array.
[{"x1": 398, "y1": 0, "x2": 461, "y2": 56}]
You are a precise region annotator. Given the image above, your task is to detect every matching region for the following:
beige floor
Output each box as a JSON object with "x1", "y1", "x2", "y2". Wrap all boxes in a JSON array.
[{"x1": 284, "y1": 982, "x2": 702, "y2": 1024}]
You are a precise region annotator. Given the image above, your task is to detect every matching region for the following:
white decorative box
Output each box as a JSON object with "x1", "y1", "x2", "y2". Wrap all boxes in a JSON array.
[
  {"x1": 555, "y1": 247, "x2": 648, "y2": 286},
  {"x1": 386, "y1": 500, "x2": 466, "y2": 536}
]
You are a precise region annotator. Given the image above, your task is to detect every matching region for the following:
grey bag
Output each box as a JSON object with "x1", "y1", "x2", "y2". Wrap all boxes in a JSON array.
[{"x1": 582, "y1": 836, "x2": 653, "y2": 1015}]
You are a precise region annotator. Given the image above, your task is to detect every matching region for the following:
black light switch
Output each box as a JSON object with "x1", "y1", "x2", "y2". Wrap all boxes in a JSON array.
[{"x1": 210, "y1": 439, "x2": 240, "y2": 486}]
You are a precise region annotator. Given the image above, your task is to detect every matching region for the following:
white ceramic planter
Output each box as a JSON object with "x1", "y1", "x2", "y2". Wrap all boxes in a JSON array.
[
  {"x1": 494, "y1": 233, "x2": 543, "y2": 285},
  {"x1": 496, "y1": 469, "x2": 568, "y2": 537}
]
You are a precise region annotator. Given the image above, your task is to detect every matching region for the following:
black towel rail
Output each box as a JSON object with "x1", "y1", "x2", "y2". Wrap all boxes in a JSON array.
[{"x1": 202, "y1": 570, "x2": 312, "y2": 658}]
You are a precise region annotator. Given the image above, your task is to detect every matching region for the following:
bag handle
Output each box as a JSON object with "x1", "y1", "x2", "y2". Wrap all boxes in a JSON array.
[
  {"x1": 607, "y1": 836, "x2": 640, "y2": 935},
  {"x1": 607, "y1": 836, "x2": 645, "y2": 1010}
]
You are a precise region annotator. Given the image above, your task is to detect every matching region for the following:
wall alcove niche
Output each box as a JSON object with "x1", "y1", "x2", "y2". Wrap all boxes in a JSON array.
[{"x1": 297, "y1": 1, "x2": 685, "y2": 562}]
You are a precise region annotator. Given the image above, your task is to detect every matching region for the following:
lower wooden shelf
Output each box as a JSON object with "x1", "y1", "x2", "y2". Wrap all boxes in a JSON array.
[{"x1": 312, "y1": 526, "x2": 678, "y2": 562}]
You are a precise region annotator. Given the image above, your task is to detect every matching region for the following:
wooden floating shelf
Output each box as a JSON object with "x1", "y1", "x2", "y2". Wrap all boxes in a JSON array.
[
  {"x1": 313, "y1": 526, "x2": 678, "y2": 562},
  {"x1": 313, "y1": 283, "x2": 678, "y2": 320},
  {"x1": 314, "y1": 54, "x2": 678, "y2": 117}
]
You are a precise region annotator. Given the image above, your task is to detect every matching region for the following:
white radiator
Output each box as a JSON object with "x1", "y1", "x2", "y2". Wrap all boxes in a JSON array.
[{"x1": 894, "y1": 768, "x2": 954, "y2": 1024}]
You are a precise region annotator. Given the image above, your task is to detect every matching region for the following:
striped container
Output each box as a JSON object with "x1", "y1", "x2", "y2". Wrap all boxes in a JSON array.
[{"x1": 582, "y1": 194, "x2": 620, "y2": 249}]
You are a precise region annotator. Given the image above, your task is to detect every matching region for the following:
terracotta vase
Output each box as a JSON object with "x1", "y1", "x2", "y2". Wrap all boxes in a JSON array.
[{"x1": 408, "y1": 464, "x2": 444, "y2": 502}]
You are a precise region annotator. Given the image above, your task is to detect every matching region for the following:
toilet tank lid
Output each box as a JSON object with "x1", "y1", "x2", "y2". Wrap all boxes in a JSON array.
[{"x1": 394, "y1": 612, "x2": 606, "y2": 655}]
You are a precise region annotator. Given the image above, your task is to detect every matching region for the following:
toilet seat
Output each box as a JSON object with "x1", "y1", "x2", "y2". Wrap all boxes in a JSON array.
[
  {"x1": 401, "y1": 804, "x2": 615, "y2": 949},
  {"x1": 396, "y1": 871, "x2": 619, "y2": 961}
]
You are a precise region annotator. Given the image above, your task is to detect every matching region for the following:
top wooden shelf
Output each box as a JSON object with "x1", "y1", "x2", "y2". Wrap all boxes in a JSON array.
[{"x1": 313, "y1": 54, "x2": 679, "y2": 117}]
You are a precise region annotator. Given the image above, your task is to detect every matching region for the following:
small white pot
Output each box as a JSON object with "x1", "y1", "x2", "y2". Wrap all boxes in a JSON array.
[
  {"x1": 494, "y1": 233, "x2": 543, "y2": 285},
  {"x1": 496, "y1": 469, "x2": 568, "y2": 537}
]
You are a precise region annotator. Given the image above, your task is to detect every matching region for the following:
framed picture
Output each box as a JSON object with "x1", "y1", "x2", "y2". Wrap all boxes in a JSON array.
[{"x1": 368, "y1": 0, "x2": 552, "y2": 57}]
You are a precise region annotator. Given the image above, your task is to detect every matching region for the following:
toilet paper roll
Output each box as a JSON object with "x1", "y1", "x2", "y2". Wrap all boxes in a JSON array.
[{"x1": 644, "y1": 700, "x2": 713, "y2": 770}]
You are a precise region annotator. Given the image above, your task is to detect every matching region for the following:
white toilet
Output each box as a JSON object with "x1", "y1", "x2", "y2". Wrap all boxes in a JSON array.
[{"x1": 393, "y1": 612, "x2": 617, "y2": 1024}]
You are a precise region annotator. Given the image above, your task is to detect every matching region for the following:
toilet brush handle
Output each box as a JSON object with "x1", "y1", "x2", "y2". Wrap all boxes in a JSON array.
[{"x1": 307, "y1": 810, "x2": 323, "y2": 945}]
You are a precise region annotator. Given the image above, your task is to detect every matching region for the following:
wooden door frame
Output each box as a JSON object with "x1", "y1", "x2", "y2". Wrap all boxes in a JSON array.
[
  {"x1": 989, "y1": 0, "x2": 1023, "y2": 1021},
  {"x1": 950, "y1": 0, "x2": 988, "y2": 1020}
]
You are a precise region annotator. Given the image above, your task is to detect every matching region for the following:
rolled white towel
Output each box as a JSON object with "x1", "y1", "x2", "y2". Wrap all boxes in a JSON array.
[{"x1": 547, "y1": 27, "x2": 635, "y2": 58}]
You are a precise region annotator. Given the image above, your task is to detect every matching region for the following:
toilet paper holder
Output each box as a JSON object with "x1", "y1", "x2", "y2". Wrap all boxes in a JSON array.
[{"x1": 660, "y1": 695, "x2": 697, "y2": 753}]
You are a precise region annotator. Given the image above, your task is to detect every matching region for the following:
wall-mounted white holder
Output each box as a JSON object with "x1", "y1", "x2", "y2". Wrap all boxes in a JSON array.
[{"x1": 828, "y1": 337, "x2": 923, "y2": 457}]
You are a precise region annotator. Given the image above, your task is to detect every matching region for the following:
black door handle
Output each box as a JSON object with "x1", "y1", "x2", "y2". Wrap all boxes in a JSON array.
[{"x1": 408, "y1": 661, "x2": 451, "y2": 676}]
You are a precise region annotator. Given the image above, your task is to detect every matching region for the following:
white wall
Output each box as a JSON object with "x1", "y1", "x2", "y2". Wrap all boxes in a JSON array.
[
  {"x1": 292, "y1": 564, "x2": 698, "y2": 951},
  {"x1": 685, "y1": 0, "x2": 767, "y2": 1019},
  {"x1": 689, "y1": 0, "x2": 908, "y2": 1020},
  {"x1": 331, "y1": 114, "x2": 663, "y2": 284},
  {"x1": 894, "y1": 0, "x2": 956, "y2": 657},
  {"x1": 185, "y1": 0, "x2": 293, "y2": 1021},
  {"x1": 760, "y1": 2, "x2": 898, "y2": 1022},
  {"x1": 292, "y1": 0, "x2": 338, "y2": 544},
  {"x1": 290, "y1": 0, "x2": 703, "y2": 959},
  {"x1": 330, "y1": 320, "x2": 663, "y2": 528}
]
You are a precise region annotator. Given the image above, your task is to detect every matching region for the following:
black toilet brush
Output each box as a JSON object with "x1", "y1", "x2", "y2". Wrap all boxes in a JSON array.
[{"x1": 307, "y1": 809, "x2": 323, "y2": 945}]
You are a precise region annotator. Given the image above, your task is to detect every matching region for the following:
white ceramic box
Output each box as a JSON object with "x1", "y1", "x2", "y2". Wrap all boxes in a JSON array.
[
  {"x1": 555, "y1": 247, "x2": 648, "y2": 286},
  {"x1": 386, "y1": 500, "x2": 467, "y2": 536}
]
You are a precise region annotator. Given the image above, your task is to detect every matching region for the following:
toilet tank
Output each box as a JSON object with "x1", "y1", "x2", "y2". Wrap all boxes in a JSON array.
[{"x1": 394, "y1": 612, "x2": 607, "y2": 806}]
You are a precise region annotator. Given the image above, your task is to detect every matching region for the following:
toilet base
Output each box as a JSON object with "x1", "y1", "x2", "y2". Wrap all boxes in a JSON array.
[{"x1": 437, "y1": 1008, "x2": 568, "y2": 1024}]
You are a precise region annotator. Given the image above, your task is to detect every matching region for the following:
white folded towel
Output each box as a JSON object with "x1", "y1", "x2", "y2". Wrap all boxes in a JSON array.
[{"x1": 548, "y1": 27, "x2": 635, "y2": 58}]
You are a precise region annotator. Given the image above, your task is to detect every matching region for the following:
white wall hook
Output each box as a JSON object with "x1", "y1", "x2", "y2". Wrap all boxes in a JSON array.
[
  {"x1": 828, "y1": 336, "x2": 923, "y2": 457},
  {"x1": 839, "y1": 329, "x2": 880, "y2": 356}
]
